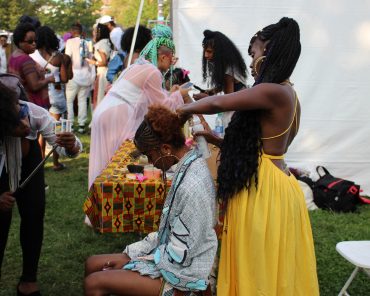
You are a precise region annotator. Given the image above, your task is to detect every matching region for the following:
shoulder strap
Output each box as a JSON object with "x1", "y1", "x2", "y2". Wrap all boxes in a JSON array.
[
  {"x1": 261, "y1": 91, "x2": 298, "y2": 140},
  {"x1": 316, "y1": 166, "x2": 330, "y2": 178},
  {"x1": 43, "y1": 52, "x2": 57, "y2": 70}
]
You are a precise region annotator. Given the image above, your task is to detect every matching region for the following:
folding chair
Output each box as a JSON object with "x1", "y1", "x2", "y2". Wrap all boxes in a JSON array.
[{"x1": 336, "y1": 241, "x2": 370, "y2": 296}]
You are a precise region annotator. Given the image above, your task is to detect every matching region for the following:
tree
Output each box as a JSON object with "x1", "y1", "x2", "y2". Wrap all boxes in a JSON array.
[
  {"x1": 0, "y1": 0, "x2": 102, "y2": 35},
  {"x1": 0, "y1": 0, "x2": 46, "y2": 31},
  {"x1": 38, "y1": 0, "x2": 102, "y2": 35},
  {"x1": 108, "y1": 0, "x2": 170, "y2": 29}
]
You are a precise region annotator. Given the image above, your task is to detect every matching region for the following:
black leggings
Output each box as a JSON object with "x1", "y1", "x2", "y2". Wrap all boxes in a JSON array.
[{"x1": 0, "y1": 139, "x2": 45, "y2": 282}]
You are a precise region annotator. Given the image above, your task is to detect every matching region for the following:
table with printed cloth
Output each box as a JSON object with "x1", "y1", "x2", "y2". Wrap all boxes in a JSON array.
[
  {"x1": 83, "y1": 140, "x2": 170, "y2": 234},
  {"x1": 83, "y1": 140, "x2": 225, "y2": 236}
]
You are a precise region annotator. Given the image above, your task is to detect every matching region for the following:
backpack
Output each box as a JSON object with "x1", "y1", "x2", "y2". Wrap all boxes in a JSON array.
[{"x1": 312, "y1": 166, "x2": 360, "y2": 212}]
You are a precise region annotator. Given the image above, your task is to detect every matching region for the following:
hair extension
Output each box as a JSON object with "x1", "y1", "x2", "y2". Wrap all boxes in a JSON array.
[
  {"x1": 0, "y1": 82, "x2": 19, "y2": 140},
  {"x1": 139, "y1": 37, "x2": 175, "y2": 66},
  {"x1": 202, "y1": 30, "x2": 247, "y2": 91},
  {"x1": 13, "y1": 23, "x2": 35, "y2": 47},
  {"x1": 121, "y1": 25, "x2": 152, "y2": 53},
  {"x1": 151, "y1": 24, "x2": 172, "y2": 39},
  {"x1": 217, "y1": 17, "x2": 301, "y2": 202},
  {"x1": 134, "y1": 105, "x2": 185, "y2": 152},
  {"x1": 35, "y1": 26, "x2": 59, "y2": 51}
]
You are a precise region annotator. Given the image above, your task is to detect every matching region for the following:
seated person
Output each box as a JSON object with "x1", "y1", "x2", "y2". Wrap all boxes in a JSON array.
[{"x1": 84, "y1": 105, "x2": 217, "y2": 296}]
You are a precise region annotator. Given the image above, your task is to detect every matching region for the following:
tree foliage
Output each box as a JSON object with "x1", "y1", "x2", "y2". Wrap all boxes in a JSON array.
[
  {"x1": 0, "y1": 0, "x2": 170, "y2": 35},
  {"x1": 108, "y1": 0, "x2": 170, "y2": 29},
  {"x1": 38, "y1": 0, "x2": 102, "y2": 35},
  {"x1": 0, "y1": 0, "x2": 102, "y2": 35},
  {"x1": 0, "y1": 0, "x2": 47, "y2": 31}
]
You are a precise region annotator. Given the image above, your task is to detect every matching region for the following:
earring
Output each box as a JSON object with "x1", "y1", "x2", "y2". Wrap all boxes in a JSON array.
[{"x1": 253, "y1": 56, "x2": 266, "y2": 77}]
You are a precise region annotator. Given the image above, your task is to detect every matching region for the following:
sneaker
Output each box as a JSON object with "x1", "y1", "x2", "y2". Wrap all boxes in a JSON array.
[
  {"x1": 45, "y1": 184, "x2": 49, "y2": 192},
  {"x1": 78, "y1": 125, "x2": 85, "y2": 134}
]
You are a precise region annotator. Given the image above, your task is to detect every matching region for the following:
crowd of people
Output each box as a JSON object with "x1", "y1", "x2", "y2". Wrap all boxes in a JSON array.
[{"x1": 0, "y1": 13, "x2": 320, "y2": 296}]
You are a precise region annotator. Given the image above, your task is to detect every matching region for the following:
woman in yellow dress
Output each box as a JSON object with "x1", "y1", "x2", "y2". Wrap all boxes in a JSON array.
[{"x1": 177, "y1": 17, "x2": 319, "y2": 295}]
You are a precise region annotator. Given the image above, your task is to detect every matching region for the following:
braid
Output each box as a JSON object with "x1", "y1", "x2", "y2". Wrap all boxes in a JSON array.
[
  {"x1": 139, "y1": 37, "x2": 175, "y2": 66},
  {"x1": 134, "y1": 119, "x2": 161, "y2": 152},
  {"x1": 217, "y1": 17, "x2": 301, "y2": 202},
  {"x1": 134, "y1": 105, "x2": 185, "y2": 152},
  {"x1": 151, "y1": 24, "x2": 172, "y2": 39}
]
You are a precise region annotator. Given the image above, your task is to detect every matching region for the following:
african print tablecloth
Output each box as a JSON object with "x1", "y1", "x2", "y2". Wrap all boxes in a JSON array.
[
  {"x1": 83, "y1": 140, "x2": 224, "y2": 235},
  {"x1": 83, "y1": 140, "x2": 170, "y2": 233}
]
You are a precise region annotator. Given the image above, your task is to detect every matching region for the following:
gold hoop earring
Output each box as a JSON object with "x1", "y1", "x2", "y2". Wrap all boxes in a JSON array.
[{"x1": 253, "y1": 56, "x2": 266, "y2": 77}]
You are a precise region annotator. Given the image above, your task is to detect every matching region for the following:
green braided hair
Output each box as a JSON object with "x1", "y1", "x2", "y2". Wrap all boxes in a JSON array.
[
  {"x1": 139, "y1": 36, "x2": 175, "y2": 66},
  {"x1": 151, "y1": 24, "x2": 172, "y2": 39}
]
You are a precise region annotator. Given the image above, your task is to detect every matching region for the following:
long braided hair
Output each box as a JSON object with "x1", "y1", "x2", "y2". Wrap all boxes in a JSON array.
[
  {"x1": 139, "y1": 25, "x2": 175, "y2": 67},
  {"x1": 217, "y1": 17, "x2": 301, "y2": 202},
  {"x1": 202, "y1": 30, "x2": 247, "y2": 91}
]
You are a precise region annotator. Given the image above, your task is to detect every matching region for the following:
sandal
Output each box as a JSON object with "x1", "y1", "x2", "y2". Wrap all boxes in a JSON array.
[{"x1": 53, "y1": 163, "x2": 66, "y2": 171}]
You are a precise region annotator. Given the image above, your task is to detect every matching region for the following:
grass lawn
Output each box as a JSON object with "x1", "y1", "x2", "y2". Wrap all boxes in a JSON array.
[{"x1": 1, "y1": 133, "x2": 370, "y2": 295}]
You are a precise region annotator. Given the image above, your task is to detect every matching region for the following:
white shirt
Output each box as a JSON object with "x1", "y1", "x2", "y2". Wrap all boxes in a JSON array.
[
  {"x1": 0, "y1": 46, "x2": 7, "y2": 73},
  {"x1": 0, "y1": 101, "x2": 83, "y2": 179},
  {"x1": 110, "y1": 27, "x2": 124, "y2": 52},
  {"x1": 65, "y1": 37, "x2": 95, "y2": 86}
]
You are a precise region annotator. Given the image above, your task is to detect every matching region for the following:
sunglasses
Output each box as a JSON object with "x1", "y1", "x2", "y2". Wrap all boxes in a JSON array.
[
  {"x1": 19, "y1": 104, "x2": 29, "y2": 120},
  {"x1": 23, "y1": 39, "x2": 37, "y2": 45}
]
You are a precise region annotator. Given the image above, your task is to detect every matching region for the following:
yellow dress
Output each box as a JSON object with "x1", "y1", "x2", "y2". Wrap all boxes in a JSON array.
[{"x1": 217, "y1": 153, "x2": 319, "y2": 295}]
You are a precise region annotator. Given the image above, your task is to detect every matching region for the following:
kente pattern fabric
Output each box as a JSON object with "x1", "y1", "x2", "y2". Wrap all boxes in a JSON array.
[
  {"x1": 84, "y1": 140, "x2": 169, "y2": 233},
  {"x1": 83, "y1": 140, "x2": 225, "y2": 236},
  {"x1": 217, "y1": 153, "x2": 319, "y2": 295},
  {"x1": 123, "y1": 149, "x2": 217, "y2": 294}
]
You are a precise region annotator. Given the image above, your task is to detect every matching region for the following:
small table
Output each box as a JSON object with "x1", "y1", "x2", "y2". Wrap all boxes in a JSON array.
[
  {"x1": 83, "y1": 140, "x2": 170, "y2": 233},
  {"x1": 83, "y1": 140, "x2": 224, "y2": 235}
]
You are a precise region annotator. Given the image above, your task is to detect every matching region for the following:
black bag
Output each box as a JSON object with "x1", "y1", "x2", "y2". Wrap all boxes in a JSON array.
[{"x1": 312, "y1": 166, "x2": 360, "y2": 212}]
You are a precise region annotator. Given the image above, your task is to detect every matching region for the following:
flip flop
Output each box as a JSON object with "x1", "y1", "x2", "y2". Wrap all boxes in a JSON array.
[{"x1": 53, "y1": 163, "x2": 66, "y2": 171}]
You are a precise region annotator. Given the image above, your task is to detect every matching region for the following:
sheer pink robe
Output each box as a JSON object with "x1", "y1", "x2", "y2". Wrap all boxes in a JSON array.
[{"x1": 88, "y1": 60, "x2": 183, "y2": 189}]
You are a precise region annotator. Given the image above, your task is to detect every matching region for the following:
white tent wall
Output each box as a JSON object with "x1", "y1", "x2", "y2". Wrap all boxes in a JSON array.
[{"x1": 172, "y1": 0, "x2": 370, "y2": 194}]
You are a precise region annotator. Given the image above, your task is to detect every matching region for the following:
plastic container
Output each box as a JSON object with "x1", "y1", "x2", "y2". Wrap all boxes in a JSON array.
[
  {"x1": 191, "y1": 115, "x2": 211, "y2": 159},
  {"x1": 214, "y1": 113, "x2": 224, "y2": 138},
  {"x1": 144, "y1": 165, "x2": 162, "y2": 180}
]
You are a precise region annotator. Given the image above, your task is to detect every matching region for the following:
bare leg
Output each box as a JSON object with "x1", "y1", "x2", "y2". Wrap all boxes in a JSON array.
[
  {"x1": 84, "y1": 269, "x2": 161, "y2": 296},
  {"x1": 85, "y1": 253, "x2": 131, "y2": 276}
]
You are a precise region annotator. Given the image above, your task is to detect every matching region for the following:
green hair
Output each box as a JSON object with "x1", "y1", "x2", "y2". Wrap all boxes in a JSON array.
[
  {"x1": 139, "y1": 36, "x2": 175, "y2": 66},
  {"x1": 151, "y1": 24, "x2": 172, "y2": 39}
]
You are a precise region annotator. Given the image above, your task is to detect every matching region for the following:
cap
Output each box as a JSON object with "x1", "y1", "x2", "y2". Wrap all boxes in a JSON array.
[{"x1": 99, "y1": 15, "x2": 113, "y2": 24}]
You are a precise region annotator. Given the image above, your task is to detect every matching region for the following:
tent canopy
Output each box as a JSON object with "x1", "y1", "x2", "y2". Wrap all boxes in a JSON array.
[{"x1": 172, "y1": 0, "x2": 370, "y2": 194}]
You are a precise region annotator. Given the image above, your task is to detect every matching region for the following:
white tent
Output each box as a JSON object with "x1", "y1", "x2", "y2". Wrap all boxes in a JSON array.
[{"x1": 172, "y1": 0, "x2": 370, "y2": 194}]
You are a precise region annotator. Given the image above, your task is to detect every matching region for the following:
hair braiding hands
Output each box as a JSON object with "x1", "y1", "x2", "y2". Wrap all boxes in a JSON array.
[{"x1": 176, "y1": 106, "x2": 192, "y2": 125}]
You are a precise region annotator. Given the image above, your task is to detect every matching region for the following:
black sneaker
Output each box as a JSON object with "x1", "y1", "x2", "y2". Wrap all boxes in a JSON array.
[{"x1": 45, "y1": 184, "x2": 49, "y2": 191}]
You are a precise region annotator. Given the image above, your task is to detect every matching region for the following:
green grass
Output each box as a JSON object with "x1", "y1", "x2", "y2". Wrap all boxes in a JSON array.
[{"x1": 1, "y1": 133, "x2": 370, "y2": 295}]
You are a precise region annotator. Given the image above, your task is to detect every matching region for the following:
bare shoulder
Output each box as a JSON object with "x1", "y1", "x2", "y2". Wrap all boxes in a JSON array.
[{"x1": 255, "y1": 82, "x2": 294, "y2": 105}]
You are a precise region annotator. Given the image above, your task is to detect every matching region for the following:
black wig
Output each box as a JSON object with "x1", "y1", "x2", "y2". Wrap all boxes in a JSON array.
[{"x1": 202, "y1": 30, "x2": 247, "y2": 91}]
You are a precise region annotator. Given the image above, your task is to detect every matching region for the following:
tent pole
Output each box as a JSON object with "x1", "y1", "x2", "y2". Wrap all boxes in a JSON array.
[{"x1": 127, "y1": 0, "x2": 145, "y2": 67}]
